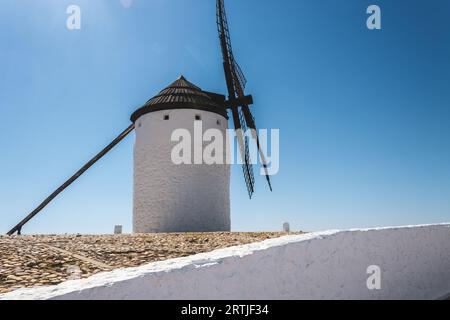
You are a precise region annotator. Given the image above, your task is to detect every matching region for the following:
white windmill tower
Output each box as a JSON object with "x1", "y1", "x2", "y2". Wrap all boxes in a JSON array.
[{"x1": 130, "y1": 76, "x2": 231, "y2": 233}]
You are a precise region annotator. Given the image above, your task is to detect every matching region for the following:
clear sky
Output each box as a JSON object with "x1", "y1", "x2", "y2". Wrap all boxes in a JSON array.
[{"x1": 1, "y1": 0, "x2": 449, "y2": 234}]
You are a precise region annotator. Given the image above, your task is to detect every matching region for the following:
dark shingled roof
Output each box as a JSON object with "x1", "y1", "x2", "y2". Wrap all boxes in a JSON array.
[{"x1": 131, "y1": 76, "x2": 228, "y2": 122}]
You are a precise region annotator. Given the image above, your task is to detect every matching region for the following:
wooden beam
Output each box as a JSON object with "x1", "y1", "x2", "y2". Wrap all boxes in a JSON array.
[{"x1": 6, "y1": 124, "x2": 135, "y2": 236}]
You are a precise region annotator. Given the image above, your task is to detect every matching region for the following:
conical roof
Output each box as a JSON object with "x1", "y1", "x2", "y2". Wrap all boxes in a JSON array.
[{"x1": 131, "y1": 76, "x2": 227, "y2": 122}]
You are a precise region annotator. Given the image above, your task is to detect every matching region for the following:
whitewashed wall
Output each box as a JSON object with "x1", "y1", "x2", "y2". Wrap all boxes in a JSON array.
[
  {"x1": 2, "y1": 223, "x2": 449, "y2": 300},
  {"x1": 133, "y1": 109, "x2": 230, "y2": 233}
]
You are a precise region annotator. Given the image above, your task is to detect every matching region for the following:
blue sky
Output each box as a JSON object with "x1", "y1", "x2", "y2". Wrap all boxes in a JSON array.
[{"x1": 1, "y1": 0, "x2": 449, "y2": 234}]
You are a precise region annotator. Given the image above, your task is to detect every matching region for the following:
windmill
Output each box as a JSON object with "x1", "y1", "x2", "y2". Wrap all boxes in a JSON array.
[
  {"x1": 6, "y1": 0, "x2": 272, "y2": 235},
  {"x1": 216, "y1": 0, "x2": 273, "y2": 198}
]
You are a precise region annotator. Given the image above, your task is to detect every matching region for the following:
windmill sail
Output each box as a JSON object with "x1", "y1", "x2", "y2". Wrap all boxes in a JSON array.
[{"x1": 216, "y1": 0, "x2": 272, "y2": 197}]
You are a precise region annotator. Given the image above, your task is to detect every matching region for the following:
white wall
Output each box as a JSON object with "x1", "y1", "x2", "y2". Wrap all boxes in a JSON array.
[
  {"x1": 2, "y1": 223, "x2": 450, "y2": 300},
  {"x1": 133, "y1": 109, "x2": 230, "y2": 233}
]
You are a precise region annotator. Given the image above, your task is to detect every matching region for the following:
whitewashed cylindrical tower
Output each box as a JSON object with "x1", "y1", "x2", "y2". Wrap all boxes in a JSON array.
[{"x1": 130, "y1": 76, "x2": 231, "y2": 233}]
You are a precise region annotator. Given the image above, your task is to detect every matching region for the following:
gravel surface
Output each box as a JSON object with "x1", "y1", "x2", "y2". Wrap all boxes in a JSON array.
[{"x1": 0, "y1": 232, "x2": 299, "y2": 294}]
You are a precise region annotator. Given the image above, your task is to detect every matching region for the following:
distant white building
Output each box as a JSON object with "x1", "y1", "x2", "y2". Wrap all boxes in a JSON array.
[
  {"x1": 114, "y1": 225, "x2": 122, "y2": 235},
  {"x1": 131, "y1": 76, "x2": 231, "y2": 233}
]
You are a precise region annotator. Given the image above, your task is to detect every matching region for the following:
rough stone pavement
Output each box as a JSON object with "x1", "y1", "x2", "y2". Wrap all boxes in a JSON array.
[{"x1": 0, "y1": 232, "x2": 298, "y2": 294}]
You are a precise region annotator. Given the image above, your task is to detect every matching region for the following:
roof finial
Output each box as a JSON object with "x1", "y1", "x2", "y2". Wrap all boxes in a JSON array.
[{"x1": 178, "y1": 75, "x2": 186, "y2": 80}]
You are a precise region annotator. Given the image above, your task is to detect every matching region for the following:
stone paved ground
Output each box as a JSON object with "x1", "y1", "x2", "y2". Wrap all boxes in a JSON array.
[{"x1": 0, "y1": 232, "x2": 298, "y2": 294}]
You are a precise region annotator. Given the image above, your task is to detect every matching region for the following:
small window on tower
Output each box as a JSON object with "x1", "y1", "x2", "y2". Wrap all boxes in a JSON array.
[
  {"x1": 217, "y1": 119, "x2": 221, "y2": 126},
  {"x1": 195, "y1": 115, "x2": 201, "y2": 121},
  {"x1": 164, "y1": 115, "x2": 170, "y2": 121}
]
